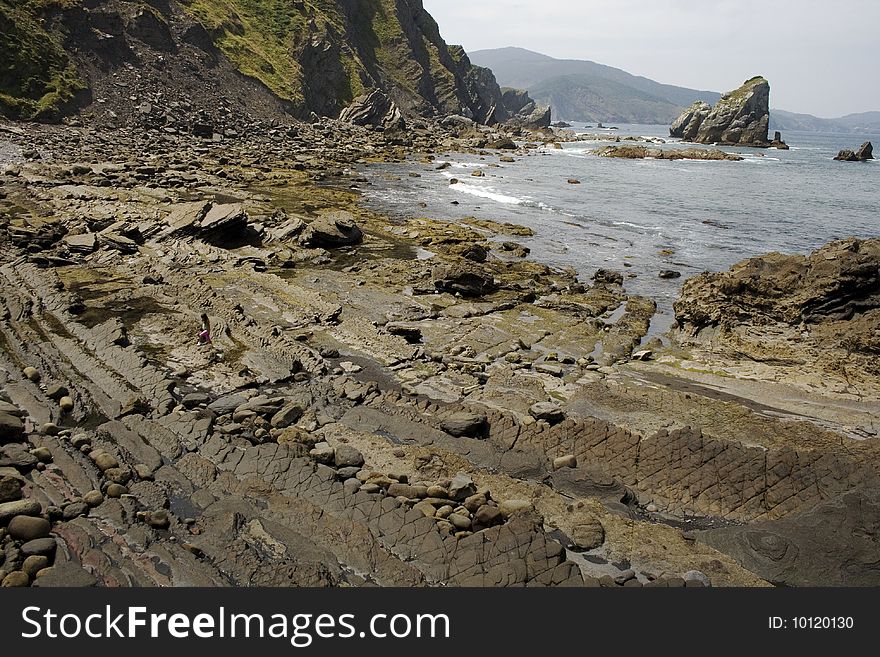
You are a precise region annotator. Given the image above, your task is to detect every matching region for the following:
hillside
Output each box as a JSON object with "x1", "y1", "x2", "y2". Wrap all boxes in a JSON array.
[
  {"x1": 0, "y1": 0, "x2": 511, "y2": 124},
  {"x1": 470, "y1": 47, "x2": 721, "y2": 123}
]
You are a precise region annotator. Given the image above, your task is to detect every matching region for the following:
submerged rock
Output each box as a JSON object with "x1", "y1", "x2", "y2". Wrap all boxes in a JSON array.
[{"x1": 595, "y1": 145, "x2": 743, "y2": 161}]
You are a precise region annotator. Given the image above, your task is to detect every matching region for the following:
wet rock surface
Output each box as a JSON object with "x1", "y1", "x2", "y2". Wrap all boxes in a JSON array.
[{"x1": 0, "y1": 108, "x2": 876, "y2": 589}]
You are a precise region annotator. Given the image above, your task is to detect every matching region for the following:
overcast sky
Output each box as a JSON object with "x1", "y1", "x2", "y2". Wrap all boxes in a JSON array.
[{"x1": 423, "y1": 0, "x2": 878, "y2": 117}]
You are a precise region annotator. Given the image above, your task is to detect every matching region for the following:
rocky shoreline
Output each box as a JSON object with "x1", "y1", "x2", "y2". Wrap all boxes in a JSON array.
[{"x1": 1, "y1": 113, "x2": 878, "y2": 588}]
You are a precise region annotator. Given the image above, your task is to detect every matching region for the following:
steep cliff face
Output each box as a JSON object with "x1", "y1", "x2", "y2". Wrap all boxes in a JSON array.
[
  {"x1": 0, "y1": 0, "x2": 508, "y2": 124},
  {"x1": 670, "y1": 77, "x2": 770, "y2": 146}
]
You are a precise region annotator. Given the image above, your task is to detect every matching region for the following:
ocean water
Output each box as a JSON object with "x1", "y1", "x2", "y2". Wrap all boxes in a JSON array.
[{"x1": 361, "y1": 124, "x2": 879, "y2": 333}]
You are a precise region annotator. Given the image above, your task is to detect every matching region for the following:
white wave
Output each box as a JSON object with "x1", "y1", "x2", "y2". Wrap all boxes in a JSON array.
[{"x1": 450, "y1": 183, "x2": 525, "y2": 205}]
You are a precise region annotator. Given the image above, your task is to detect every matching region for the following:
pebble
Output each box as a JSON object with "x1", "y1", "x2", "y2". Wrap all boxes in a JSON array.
[
  {"x1": 59, "y1": 396, "x2": 75, "y2": 412},
  {"x1": 23, "y1": 367, "x2": 41, "y2": 382}
]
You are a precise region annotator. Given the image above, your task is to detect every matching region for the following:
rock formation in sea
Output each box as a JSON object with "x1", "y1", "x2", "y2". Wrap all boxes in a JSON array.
[
  {"x1": 670, "y1": 76, "x2": 770, "y2": 146},
  {"x1": 834, "y1": 141, "x2": 874, "y2": 161}
]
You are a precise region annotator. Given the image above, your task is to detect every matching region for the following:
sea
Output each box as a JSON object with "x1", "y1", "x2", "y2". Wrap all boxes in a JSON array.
[{"x1": 360, "y1": 124, "x2": 879, "y2": 334}]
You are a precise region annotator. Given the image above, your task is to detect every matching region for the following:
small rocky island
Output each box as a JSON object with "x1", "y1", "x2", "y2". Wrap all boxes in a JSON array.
[
  {"x1": 670, "y1": 76, "x2": 771, "y2": 147},
  {"x1": 835, "y1": 141, "x2": 874, "y2": 161}
]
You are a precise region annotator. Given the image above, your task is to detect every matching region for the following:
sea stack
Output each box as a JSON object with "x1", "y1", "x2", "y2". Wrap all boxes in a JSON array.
[
  {"x1": 834, "y1": 141, "x2": 874, "y2": 161},
  {"x1": 670, "y1": 76, "x2": 771, "y2": 147}
]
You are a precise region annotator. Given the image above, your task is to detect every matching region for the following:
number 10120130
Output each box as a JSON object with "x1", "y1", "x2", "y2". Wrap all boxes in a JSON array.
[{"x1": 769, "y1": 617, "x2": 854, "y2": 630}]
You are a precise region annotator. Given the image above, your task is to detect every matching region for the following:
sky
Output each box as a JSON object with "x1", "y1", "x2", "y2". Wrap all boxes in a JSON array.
[{"x1": 422, "y1": 0, "x2": 879, "y2": 118}]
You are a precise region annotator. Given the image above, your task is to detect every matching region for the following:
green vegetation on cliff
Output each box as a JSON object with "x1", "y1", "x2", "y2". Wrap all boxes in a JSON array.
[
  {"x1": 1, "y1": 0, "x2": 501, "y2": 122},
  {"x1": 181, "y1": 0, "x2": 465, "y2": 117},
  {"x1": 0, "y1": 0, "x2": 84, "y2": 120}
]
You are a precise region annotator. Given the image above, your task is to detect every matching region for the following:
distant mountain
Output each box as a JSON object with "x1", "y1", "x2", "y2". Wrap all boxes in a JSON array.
[
  {"x1": 834, "y1": 111, "x2": 880, "y2": 133},
  {"x1": 470, "y1": 47, "x2": 721, "y2": 124},
  {"x1": 471, "y1": 47, "x2": 880, "y2": 133}
]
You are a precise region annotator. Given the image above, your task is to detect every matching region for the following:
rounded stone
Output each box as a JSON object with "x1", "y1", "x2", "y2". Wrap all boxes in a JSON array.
[
  {"x1": 22, "y1": 555, "x2": 49, "y2": 577},
  {"x1": 59, "y1": 396, "x2": 75, "y2": 413},
  {"x1": 572, "y1": 519, "x2": 606, "y2": 550},
  {"x1": 448, "y1": 513, "x2": 472, "y2": 530},
  {"x1": 21, "y1": 537, "x2": 57, "y2": 558},
  {"x1": 105, "y1": 483, "x2": 128, "y2": 499},
  {"x1": 83, "y1": 490, "x2": 104, "y2": 507},
  {"x1": 91, "y1": 451, "x2": 119, "y2": 472},
  {"x1": 23, "y1": 367, "x2": 41, "y2": 383},
  {"x1": 553, "y1": 455, "x2": 578, "y2": 470},
  {"x1": 30, "y1": 447, "x2": 53, "y2": 463},
  {"x1": 2, "y1": 571, "x2": 30, "y2": 587},
  {"x1": 8, "y1": 515, "x2": 51, "y2": 541},
  {"x1": 133, "y1": 464, "x2": 155, "y2": 480},
  {"x1": 40, "y1": 423, "x2": 60, "y2": 436},
  {"x1": 62, "y1": 501, "x2": 89, "y2": 520}
]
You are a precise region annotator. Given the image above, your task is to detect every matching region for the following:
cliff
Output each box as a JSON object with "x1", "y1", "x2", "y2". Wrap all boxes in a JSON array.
[
  {"x1": 670, "y1": 76, "x2": 770, "y2": 146},
  {"x1": 0, "y1": 0, "x2": 509, "y2": 125}
]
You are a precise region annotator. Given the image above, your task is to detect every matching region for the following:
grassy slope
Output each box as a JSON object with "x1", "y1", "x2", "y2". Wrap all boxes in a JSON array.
[
  {"x1": 2, "y1": 0, "x2": 467, "y2": 120},
  {"x1": 183, "y1": 0, "x2": 458, "y2": 115},
  {"x1": 0, "y1": 0, "x2": 84, "y2": 120}
]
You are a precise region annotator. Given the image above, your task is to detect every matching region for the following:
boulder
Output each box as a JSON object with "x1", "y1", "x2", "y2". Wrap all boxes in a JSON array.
[
  {"x1": 0, "y1": 412, "x2": 24, "y2": 444},
  {"x1": 299, "y1": 211, "x2": 363, "y2": 248},
  {"x1": 309, "y1": 442, "x2": 336, "y2": 465},
  {"x1": 338, "y1": 89, "x2": 406, "y2": 131},
  {"x1": 571, "y1": 519, "x2": 606, "y2": 550},
  {"x1": 1, "y1": 571, "x2": 29, "y2": 587},
  {"x1": 8, "y1": 515, "x2": 51, "y2": 541},
  {"x1": 0, "y1": 499, "x2": 42, "y2": 522},
  {"x1": 0, "y1": 475, "x2": 22, "y2": 503},
  {"x1": 32, "y1": 563, "x2": 97, "y2": 587},
  {"x1": 0, "y1": 444, "x2": 38, "y2": 470},
  {"x1": 334, "y1": 445, "x2": 365, "y2": 469},
  {"x1": 529, "y1": 402, "x2": 565, "y2": 424},
  {"x1": 270, "y1": 401, "x2": 306, "y2": 429},
  {"x1": 432, "y1": 262, "x2": 497, "y2": 297},
  {"x1": 440, "y1": 412, "x2": 488, "y2": 438},
  {"x1": 21, "y1": 537, "x2": 57, "y2": 558},
  {"x1": 670, "y1": 77, "x2": 770, "y2": 146},
  {"x1": 448, "y1": 473, "x2": 477, "y2": 501}
]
